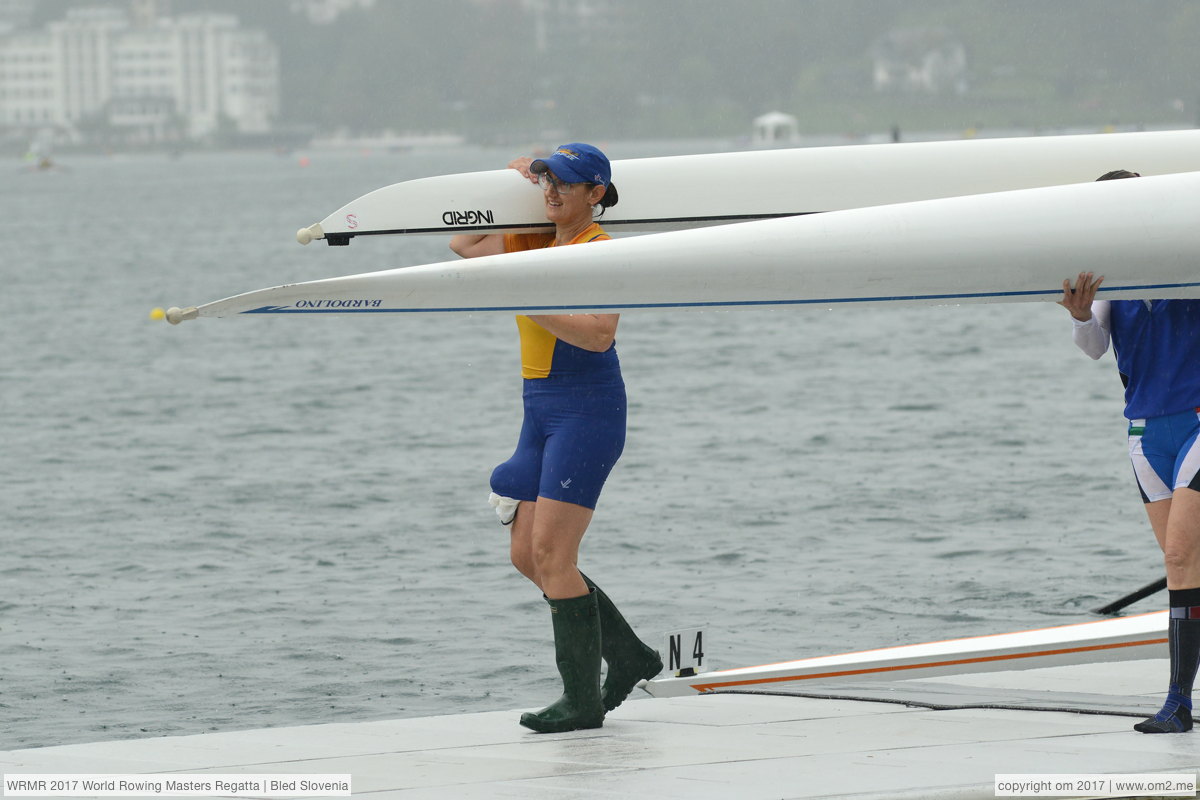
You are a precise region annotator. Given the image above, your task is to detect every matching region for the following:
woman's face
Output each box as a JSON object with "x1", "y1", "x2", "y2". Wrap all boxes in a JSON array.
[{"x1": 540, "y1": 170, "x2": 606, "y2": 226}]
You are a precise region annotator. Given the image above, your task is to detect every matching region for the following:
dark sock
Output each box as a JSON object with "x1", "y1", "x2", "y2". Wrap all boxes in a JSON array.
[
  {"x1": 1167, "y1": 587, "x2": 1200, "y2": 708},
  {"x1": 1135, "y1": 588, "x2": 1200, "y2": 733}
]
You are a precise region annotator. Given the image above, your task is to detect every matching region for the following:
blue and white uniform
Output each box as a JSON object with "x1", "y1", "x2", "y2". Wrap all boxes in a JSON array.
[
  {"x1": 489, "y1": 224, "x2": 625, "y2": 510},
  {"x1": 1074, "y1": 299, "x2": 1200, "y2": 502}
]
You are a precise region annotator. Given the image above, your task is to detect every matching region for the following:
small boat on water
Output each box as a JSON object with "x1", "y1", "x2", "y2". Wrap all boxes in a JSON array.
[{"x1": 20, "y1": 151, "x2": 65, "y2": 173}]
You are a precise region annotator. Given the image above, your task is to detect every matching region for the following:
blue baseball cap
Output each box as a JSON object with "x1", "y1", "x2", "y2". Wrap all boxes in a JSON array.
[{"x1": 530, "y1": 143, "x2": 610, "y2": 187}]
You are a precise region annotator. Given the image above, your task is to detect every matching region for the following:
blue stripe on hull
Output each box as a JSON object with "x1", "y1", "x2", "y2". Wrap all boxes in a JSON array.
[{"x1": 240, "y1": 281, "x2": 1200, "y2": 316}]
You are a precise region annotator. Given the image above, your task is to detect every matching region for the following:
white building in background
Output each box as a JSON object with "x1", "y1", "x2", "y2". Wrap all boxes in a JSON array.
[
  {"x1": 871, "y1": 27, "x2": 967, "y2": 95},
  {"x1": 289, "y1": 0, "x2": 376, "y2": 25},
  {"x1": 0, "y1": 6, "x2": 278, "y2": 144}
]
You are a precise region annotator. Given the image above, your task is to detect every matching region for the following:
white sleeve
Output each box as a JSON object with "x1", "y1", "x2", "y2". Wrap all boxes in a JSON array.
[{"x1": 1071, "y1": 300, "x2": 1111, "y2": 360}]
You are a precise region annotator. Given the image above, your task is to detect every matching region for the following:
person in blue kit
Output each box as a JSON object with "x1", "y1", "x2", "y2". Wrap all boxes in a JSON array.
[
  {"x1": 1059, "y1": 169, "x2": 1200, "y2": 733},
  {"x1": 450, "y1": 143, "x2": 662, "y2": 733}
]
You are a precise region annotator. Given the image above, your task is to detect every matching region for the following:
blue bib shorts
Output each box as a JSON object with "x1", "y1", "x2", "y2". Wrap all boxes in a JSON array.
[
  {"x1": 1129, "y1": 409, "x2": 1200, "y2": 503},
  {"x1": 490, "y1": 374, "x2": 626, "y2": 510}
]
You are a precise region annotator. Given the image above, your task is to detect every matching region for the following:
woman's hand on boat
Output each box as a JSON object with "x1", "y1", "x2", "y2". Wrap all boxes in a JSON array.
[
  {"x1": 1058, "y1": 271, "x2": 1103, "y2": 321},
  {"x1": 508, "y1": 156, "x2": 537, "y2": 184}
]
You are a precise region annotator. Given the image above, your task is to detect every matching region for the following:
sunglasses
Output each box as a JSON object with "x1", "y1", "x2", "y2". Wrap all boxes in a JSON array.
[{"x1": 537, "y1": 172, "x2": 587, "y2": 194}]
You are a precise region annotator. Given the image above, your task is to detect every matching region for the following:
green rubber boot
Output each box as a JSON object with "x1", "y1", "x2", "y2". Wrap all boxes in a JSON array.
[
  {"x1": 519, "y1": 590, "x2": 606, "y2": 733},
  {"x1": 580, "y1": 572, "x2": 664, "y2": 711}
]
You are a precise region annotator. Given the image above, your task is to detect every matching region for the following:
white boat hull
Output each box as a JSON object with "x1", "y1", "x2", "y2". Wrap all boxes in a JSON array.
[
  {"x1": 299, "y1": 129, "x2": 1200, "y2": 244},
  {"x1": 169, "y1": 172, "x2": 1200, "y2": 322}
]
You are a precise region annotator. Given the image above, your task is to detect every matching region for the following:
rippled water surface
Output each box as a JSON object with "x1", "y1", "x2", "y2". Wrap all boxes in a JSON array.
[{"x1": 2, "y1": 144, "x2": 1160, "y2": 749}]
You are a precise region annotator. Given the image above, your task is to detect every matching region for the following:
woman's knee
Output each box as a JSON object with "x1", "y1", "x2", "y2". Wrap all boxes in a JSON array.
[
  {"x1": 524, "y1": 499, "x2": 591, "y2": 581},
  {"x1": 530, "y1": 537, "x2": 576, "y2": 577},
  {"x1": 1164, "y1": 543, "x2": 1200, "y2": 572},
  {"x1": 1163, "y1": 524, "x2": 1200, "y2": 570}
]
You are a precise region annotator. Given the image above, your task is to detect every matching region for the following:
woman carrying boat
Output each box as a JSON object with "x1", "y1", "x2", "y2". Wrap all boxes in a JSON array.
[
  {"x1": 450, "y1": 143, "x2": 662, "y2": 733},
  {"x1": 1060, "y1": 170, "x2": 1200, "y2": 734}
]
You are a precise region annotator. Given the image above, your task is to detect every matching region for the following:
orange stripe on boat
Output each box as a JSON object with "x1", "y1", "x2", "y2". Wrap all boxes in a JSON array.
[{"x1": 690, "y1": 636, "x2": 1167, "y2": 692}]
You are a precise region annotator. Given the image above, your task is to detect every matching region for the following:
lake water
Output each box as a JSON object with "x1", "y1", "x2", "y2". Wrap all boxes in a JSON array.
[{"x1": 2, "y1": 142, "x2": 1161, "y2": 750}]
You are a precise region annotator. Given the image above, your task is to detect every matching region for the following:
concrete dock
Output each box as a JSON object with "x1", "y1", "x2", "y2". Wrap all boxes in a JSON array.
[{"x1": 3, "y1": 659, "x2": 1197, "y2": 799}]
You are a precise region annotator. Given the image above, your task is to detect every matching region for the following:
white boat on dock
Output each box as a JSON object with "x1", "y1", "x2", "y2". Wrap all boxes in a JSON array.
[{"x1": 647, "y1": 611, "x2": 1168, "y2": 697}]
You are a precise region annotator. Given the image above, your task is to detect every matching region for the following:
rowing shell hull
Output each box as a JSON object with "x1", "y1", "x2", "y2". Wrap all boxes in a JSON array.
[
  {"x1": 300, "y1": 129, "x2": 1200, "y2": 243},
  {"x1": 172, "y1": 172, "x2": 1200, "y2": 321},
  {"x1": 644, "y1": 611, "x2": 1168, "y2": 697}
]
